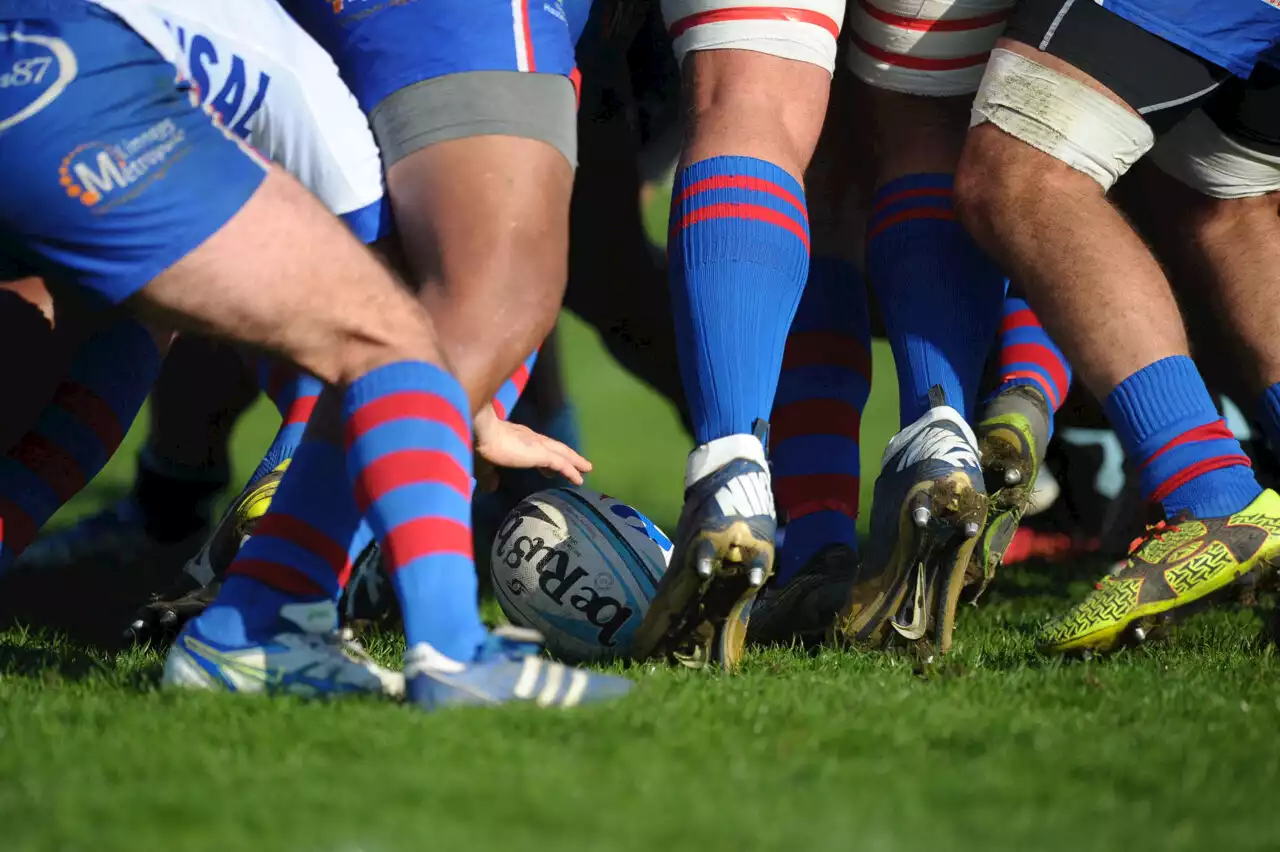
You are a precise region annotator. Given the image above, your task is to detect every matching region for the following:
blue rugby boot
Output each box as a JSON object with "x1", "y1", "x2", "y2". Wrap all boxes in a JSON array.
[
  {"x1": 836, "y1": 388, "x2": 987, "y2": 656},
  {"x1": 406, "y1": 626, "x2": 633, "y2": 710},
  {"x1": 632, "y1": 425, "x2": 776, "y2": 671},
  {"x1": 163, "y1": 600, "x2": 402, "y2": 698}
]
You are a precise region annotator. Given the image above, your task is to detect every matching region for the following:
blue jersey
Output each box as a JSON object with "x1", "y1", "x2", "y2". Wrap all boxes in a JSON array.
[
  {"x1": 1101, "y1": 0, "x2": 1280, "y2": 78},
  {"x1": 281, "y1": 0, "x2": 594, "y2": 115}
]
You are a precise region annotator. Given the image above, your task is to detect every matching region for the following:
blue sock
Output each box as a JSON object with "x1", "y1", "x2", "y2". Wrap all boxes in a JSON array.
[
  {"x1": 344, "y1": 361, "x2": 487, "y2": 661},
  {"x1": 770, "y1": 258, "x2": 871, "y2": 584},
  {"x1": 0, "y1": 319, "x2": 159, "y2": 569},
  {"x1": 491, "y1": 349, "x2": 538, "y2": 421},
  {"x1": 669, "y1": 156, "x2": 810, "y2": 444},
  {"x1": 866, "y1": 173, "x2": 1004, "y2": 425},
  {"x1": 247, "y1": 371, "x2": 325, "y2": 485},
  {"x1": 1258, "y1": 383, "x2": 1280, "y2": 462},
  {"x1": 1104, "y1": 356, "x2": 1260, "y2": 519},
  {"x1": 197, "y1": 439, "x2": 367, "y2": 644},
  {"x1": 988, "y1": 295, "x2": 1072, "y2": 438}
]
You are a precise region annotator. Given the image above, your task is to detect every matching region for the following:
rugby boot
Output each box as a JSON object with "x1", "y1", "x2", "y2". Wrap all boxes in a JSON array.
[
  {"x1": 746, "y1": 544, "x2": 857, "y2": 647},
  {"x1": 14, "y1": 498, "x2": 207, "y2": 576},
  {"x1": 407, "y1": 625, "x2": 632, "y2": 710},
  {"x1": 1038, "y1": 488, "x2": 1280, "y2": 654},
  {"x1": 341, "y1": 540, "x2": 399, "y2": 626},
  {"x1": 971, "y1": 385, "x2": 1051, "y2": 601},
  {"x1": 632, "y1": 426, "x2": 775, "y2": 671},
  {"x1": 127, "y1": 461, "x2": 288, "y2": 641},
  {"x1": 835, "y1": 387, "x2": 987, "y2": 655},
  {"x1": 163, "y1": 599, "x2": 403, "y2": 698}
]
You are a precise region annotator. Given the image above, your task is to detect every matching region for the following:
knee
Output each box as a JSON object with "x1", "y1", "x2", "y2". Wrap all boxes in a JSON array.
[
  {"x1": 682, "y1": 50, "x2": 832, "y2": 175},
  {"x1": 955, "y1": 125, "x2": 1104, "y2": 243}
]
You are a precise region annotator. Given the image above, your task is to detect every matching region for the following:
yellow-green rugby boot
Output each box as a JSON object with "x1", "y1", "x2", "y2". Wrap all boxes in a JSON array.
[{"x1": 1038, "y1": 488, "x2": 1280, "y2": 653}]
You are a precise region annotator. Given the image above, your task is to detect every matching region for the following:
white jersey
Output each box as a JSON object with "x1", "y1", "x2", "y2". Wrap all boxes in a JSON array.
[{"x1": 90, "y1": 0, "x2": 387, "y2": 241}]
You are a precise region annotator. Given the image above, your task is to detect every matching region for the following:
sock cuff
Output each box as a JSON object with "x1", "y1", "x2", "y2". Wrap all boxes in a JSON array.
[
  {"x1": 344, "y1": 361, "x2": 469, "y2": 418},
  {"x1": 675, "y1": 155, "x2": 805, "y2": 199},
  {"x1": 1104, "y1": 356, "x2": 1219, "y2": 456},
  {"x1": 867, "y1": 173, "x2": 958, "y2": 241}
]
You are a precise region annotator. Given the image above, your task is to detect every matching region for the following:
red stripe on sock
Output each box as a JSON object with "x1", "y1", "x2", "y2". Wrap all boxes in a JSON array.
[
  {"x1": 675, "y1": 175, "x2": 807, "y2": 220},
  {"x1": 669, "y1": 7, "x2": 840, "y2": 40},
  {"x1": 284, "y1": 394, "x2": 318, "y2": 427},
  {"x1": 381, "y1": 517, "x2": 473, "y2": 570},
  {"x1": 0, "y1": 497, "x2": 39, "y2": 557},
  {"x1": 492, "y1": 399, "x2": 509, "y2": 421},
  {"x1": 51, "y1": 381, "x2": 124, "y2": 449},
  {"x1": 866, "y1": 206, "x2": 956, "y2": 242},
  {"x1": 1141, "y1": 420, "x2": 1237, "y2": 469},
  {"x1": 782, "y1": 330, "x2": 872, "y2": 377},
  {"x1": 226, "y1": 557, "x2": 330, "y2": 597},
  {"x1": 999, "y1": 308, "x2": 1039, "y2": 334},
  {"x1": 774, "y1": 474, "x2": 860, "y2": 521},
  {"x1": 850, "y1": 31, "x2": 991, "y2": 70},
  {"x1": 1148, "y1": 454, "x2": 1253, "y2": 506},
  {"x1": 1001, "y1": 344, "x2": 1069, "y2": 404},
  {"x1": 263, "y1": 362, "x2": 297, "y2": 410},
  {"x1": 251, "y1": 513, "x2": 351, "y2": 580},
  {"x1": 353, "y1": 449, "x2": 472, "y2": 512},
  {"x1": 999, "y1": 370, "x2": 1061, "y2": 411},
  {"x1": 870, "y1": 186, "x2": 952, "y2": 216},
  {"x1": 345, "y1": 391, "x2": 470, "y2": 449},
  {"x1": 857, "y1": 0, "x2": 1011, "y2": 32},
  {"x1": 771, "y1": 398, "x2": 863, "y2": 446},
  {"x1": 672, "y1": 202, "x2": 810, "y2": 250},
  {"x1": 9, "y1": 433, "x2": 86, "y2": 502}
]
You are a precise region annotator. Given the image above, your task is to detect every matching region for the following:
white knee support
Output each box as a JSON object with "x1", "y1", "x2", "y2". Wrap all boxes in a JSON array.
[
  {"x1": 847, "y1": 0, "x2": 1015, "y2": 97},
  {"x1": 971, "y1": 49, "x2": 1154, "y2": 190},
  {"x1": 661, "y1": 0, "x2": 847, "y2": 73},
  {"x1": 1150, "y1": 109, "x2": 1280, "y2": 199}
]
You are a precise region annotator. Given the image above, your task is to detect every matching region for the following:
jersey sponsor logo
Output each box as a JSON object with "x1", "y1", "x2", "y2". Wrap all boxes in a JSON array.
[
  {"x1": 59, "y1": 118, "x2": 188, "y2": 211},
  {"x1": 166, "y1": 24, "x2": 270, "y2": 141},
  {"x1": 714, "y1": 471, "x2": 775, "y2": 519},
  {"x1": 0, "y1": 33, "x2": 77, "y2": 133},
  {"x1": 892, "y1": 426, "x2": 978, "y2": 472}
]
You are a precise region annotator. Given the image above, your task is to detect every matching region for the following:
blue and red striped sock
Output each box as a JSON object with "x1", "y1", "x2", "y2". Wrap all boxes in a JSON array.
[
  {"x1": 0, "y1": 319, "x2": 159, "y2": 570},
  {"x1": 491, "y1": 349, "x2": 538, "y2": 421},
  {"x1": 344, "y1": 361, "x2": 486, "y2": 661},
  {"x1": 669, "y1": 156, "x2": 810, "y2": 445},
  {"x1": 247, "y1": 360, "x2": 324, "y2": 485},
  {"x1": 988, "y1": 295, "x2": 1071, "y2": 435},
  {"x1": 866, "y1": 173, "x2": 1004, "y2": 425},
  {"x1": 770, "y1": 258, "x2": 871, "y2": 585},
  {"x1": 1105, "y1": 356, "x2": 1260, "y2": 519},
  {"x1": 197, "y1": 437, "x2": 366, "y2": 644}
]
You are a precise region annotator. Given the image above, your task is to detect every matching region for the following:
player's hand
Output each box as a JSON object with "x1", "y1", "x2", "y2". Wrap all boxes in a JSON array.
[{"x1": 473, "y1": 404, "x2": 592, "y2": 492}]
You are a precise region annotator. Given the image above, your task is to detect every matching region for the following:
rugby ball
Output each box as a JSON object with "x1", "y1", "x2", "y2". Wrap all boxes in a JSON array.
[{"x1": 490, "y1": 487, "x2": 673, "y2": 662}]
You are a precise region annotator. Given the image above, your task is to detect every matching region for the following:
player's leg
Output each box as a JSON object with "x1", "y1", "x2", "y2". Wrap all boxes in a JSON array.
[
  {"x1": 952, "y1": 1, "x2": 1280, "y2": 653},
  {"x1": 833, "y1": 0, "x2": 1010, "y2": 654},
  {"x1": 631, "y1": 0, "x2": 841, "y2": 670},
  {"x1": 16, "y1": 336, "x2": 257, "y2": 575},
  {"x1": 971, "y1": 294, "x2": 1073, "y2": 593}
]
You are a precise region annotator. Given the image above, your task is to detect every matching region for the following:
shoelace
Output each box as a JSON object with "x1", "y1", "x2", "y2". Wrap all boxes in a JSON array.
[{"x1": 1100, "y1": 521, "x2": 1184, "y2": 591}]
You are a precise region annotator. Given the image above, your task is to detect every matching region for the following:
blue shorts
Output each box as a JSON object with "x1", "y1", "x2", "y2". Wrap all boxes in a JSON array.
[
  {"x1": 282, "y1": 0, "x2": 590, "y2": 114},
  {"x1": 0, "y1": 3, "x2": 267, "y2": 304}
]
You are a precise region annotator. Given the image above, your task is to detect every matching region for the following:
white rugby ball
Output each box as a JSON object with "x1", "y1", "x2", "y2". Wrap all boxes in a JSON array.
[{"x1": 490, "y1": 486, "x2": 672, "y2": 662}]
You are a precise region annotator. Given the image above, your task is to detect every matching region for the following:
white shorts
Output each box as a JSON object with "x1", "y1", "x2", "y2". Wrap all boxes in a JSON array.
[
  {"x1": 661, "y1": 0, "x2": 1014, "y2": 96},
  {"x1": 1150, "y1": 109, "x2": 1280, "y2": 200},
  {"x1": 90, "y1": 0, "x2": 388, "y2": 241}
]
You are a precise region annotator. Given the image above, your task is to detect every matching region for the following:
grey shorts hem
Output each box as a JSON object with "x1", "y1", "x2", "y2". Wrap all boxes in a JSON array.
[{"x1": 369, "y1": 71, "x2": 577, "y2": 168}]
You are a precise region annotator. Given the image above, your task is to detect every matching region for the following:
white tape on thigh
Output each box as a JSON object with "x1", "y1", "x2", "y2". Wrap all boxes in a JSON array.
[
  {"x1": 847, "y1": 0, "x2": 1015, "y2": 96},
  {"x1": 971, "y1": 48, "x2": 1153, "y2": 190},
  {"x1": 1150, "y1": 109, "x2": 1280, "y2": 199},
  {"x1": 661, "y1": 0, "x2": 846, "y2": 72}
]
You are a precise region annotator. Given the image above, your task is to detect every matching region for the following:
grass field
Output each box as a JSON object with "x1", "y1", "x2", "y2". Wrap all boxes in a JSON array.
[{"x1": 4, "y1": 317, "x2": 1280, "y2": 851}]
